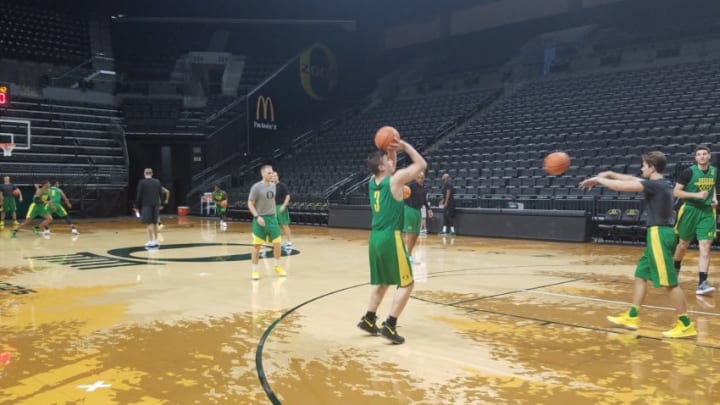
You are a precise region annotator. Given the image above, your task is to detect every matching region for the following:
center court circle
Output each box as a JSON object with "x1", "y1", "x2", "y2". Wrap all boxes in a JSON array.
[{"x1": 107, "y1": 243, "x2": 299, "y2": 263}]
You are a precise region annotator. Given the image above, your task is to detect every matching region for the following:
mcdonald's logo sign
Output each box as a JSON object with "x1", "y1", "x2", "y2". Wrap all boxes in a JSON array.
[
  {"x1": 253, "y1": 95, "x2": 277, "y2": 130},
  {"x1": 256, "y1": 95, "x2": 275, "y2": 121}
]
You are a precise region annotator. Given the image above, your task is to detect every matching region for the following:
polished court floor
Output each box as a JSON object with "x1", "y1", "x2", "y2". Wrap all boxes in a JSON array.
[{"x1": 1, "y1": 217, "x2": 719, "y2": 404}]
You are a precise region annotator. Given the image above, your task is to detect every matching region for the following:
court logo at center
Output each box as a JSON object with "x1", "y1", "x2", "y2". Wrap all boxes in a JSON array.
[
  {"x1": 29, "y1": 243, "x2": 299, "y2": 270},
  {"x1": 253, "y1": 95, "x2": 277, "y2": 131}
]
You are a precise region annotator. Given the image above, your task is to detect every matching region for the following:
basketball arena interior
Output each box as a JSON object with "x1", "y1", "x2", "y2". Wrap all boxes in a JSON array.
[{"x1": 2, "y1": 0, "x2": 720, "y2": 403}]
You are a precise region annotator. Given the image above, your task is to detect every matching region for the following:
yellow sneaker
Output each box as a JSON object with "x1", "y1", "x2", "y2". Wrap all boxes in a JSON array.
[
  {"x1": 662, "y1": 321, "x2": 697, "y2": 338},
  {"x1": 251, "y1": 270, "x2": 260, "y2": 280},
  {"x1": 273, "y1": 265, "x2": 286, "y2": 277},
  {"x1": 607, "y1": 311, "x2": 639, "y2": 330}
]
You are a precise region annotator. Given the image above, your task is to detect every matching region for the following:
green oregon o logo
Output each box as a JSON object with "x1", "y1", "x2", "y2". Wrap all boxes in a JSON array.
[
  {"x1": 107, "y1": 243, "x2": 298, "y2": 263},
  {"x1": 299, "y1": 43, "x2": 338, "y2": 101}
]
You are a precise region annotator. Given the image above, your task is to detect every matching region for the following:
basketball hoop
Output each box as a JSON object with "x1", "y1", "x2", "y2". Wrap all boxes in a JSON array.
[{"x1": 0, "y1": 143, "x2": 14, "y2": 157}]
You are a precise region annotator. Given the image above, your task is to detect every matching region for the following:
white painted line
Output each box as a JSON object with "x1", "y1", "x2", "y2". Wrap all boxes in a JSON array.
[
  {"x1": 77, "y1": 380, "x2": 111, "y2": 392},
  {"x1": 525, "y1": 289, "x2": 720, "y2": 317}
]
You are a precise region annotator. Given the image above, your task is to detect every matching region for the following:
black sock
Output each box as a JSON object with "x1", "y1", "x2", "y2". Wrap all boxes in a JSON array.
[
  {"x1": 364, "y1": 311, "x2": 376, "y2": 322},
  {"x1": 674, "y1": 260, "x2": 681, "y2": 273},
  {"x1": 700, "y1": 272, "x2": 708, "y2": 284},
  {"x1": 386, "y1": 316, "x2": 397, "y2": 327}
]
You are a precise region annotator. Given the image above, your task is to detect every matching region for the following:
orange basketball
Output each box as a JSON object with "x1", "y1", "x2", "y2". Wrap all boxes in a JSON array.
[
  {"x1": 220, "y1": 200, "x2": 228, "y2": 208},
  {"x1": 12, "y1": 189, "x2": 20, "y2": 197},
  {"x1": 543, "y1": 151, "x2": 571, "y2": 176},
  {"x1": 403, "y1": 185, "x2": 411, "y2": 199},
  {"x1": 374, "y1": 126, "x2": 400, "y2": 151}
]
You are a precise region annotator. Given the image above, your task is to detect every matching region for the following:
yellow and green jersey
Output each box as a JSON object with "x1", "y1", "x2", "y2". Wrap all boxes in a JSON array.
[
  {"x1": 681, "y1": 165, "x2": 717, "y2": 207},
  {"x1": 38, "y1": 189, "x2": 50, "y2": 203},
  {"x1": 213, "y1": 190, "x2": 227, "y2": 202},
  {"x1": 49, "y1": 186, "x2": 62, "y2": 204},
  {"x1": 369, "y1": 176, "x2": 403, "y2": 231}
]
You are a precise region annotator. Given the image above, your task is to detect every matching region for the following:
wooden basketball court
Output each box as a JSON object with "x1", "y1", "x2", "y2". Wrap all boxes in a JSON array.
[{"x1": 1, "y1": 217, "x2": 719, "y2": 404}]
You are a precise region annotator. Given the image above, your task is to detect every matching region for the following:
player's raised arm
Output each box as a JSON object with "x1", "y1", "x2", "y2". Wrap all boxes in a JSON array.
[{"x1": 389, "y1": 141, "x2": 427, "y2": 201}]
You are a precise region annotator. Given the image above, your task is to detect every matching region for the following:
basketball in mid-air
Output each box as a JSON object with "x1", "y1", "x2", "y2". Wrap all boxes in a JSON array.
[
  {"x1": 543, "y1": 151, "x2": 571, "y2": 176},
  {"x1": 403, "y1": 185, "x2": 411, "y2": 199},
  {"x1": 12, "y1": 189, "x2": 20, "y2": 197},
  {"x1": 220, "y1": 200, "x2": 228, "y2": 208},
  {"x1": 374, "y1": 126, "x2": 400, "y2": 151}
]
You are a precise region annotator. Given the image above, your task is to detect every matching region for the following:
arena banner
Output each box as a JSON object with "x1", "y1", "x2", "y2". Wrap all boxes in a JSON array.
[{"x1": 247, "y1": 43, "x2": 340, "y2": 155}]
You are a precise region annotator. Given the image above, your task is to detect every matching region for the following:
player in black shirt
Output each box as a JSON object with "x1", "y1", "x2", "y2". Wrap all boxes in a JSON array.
[
  {"x1": 439, "y1": 174, "x2": 455, "y2": 236},
  {"x1": 579, "y1": 151, "x2": 696, "y2": 338},
  {"x1": 403, "y1": 172, "x2": 432, "y2": 263}
]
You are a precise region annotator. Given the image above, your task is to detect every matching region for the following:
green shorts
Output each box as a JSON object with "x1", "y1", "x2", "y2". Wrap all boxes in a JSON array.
[
  {"x1": 251, "y1": 214, "x2": 282, "y2": 245},
  {"x1": 403, "y1": 205, "x2": 421, "y2": 234},
  {"x1": 3, "y1": 197, "x2": 16, "y2": 213},
  {"x1": 26, "y1": 203, "x2": 50, "y2": 219},
  {"x1": 49, "y1": 202, "x2": 68, "y2": 217},
  {"x1": 674, "y1": 203, "x2": 716, "y2": 241},
  {"x1": 368, "y1": 229, "x2": 413, "y2": 287},
  {"x1": 635, "y1": 226, "x2": 678, "y2": 288},
  {"x1": 276, "y1": 204, "x2": 290, "y2": 226},
  {"x1": 215, "y1": 203, "x2": 226, "y2": 216}
]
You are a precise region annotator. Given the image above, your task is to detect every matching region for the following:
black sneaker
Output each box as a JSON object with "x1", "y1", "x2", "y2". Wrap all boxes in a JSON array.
[
  {"x1": 357, "y1": 316, "x2": 379, "y2": 335},
  {"x1": 380, "y1": 322, "x2": 405, "y2": 344}
]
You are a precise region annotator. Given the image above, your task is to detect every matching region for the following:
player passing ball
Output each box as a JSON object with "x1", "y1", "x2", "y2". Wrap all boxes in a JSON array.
[{"x1": 578, "y1": 151, "x2": 696, "y2": 338}]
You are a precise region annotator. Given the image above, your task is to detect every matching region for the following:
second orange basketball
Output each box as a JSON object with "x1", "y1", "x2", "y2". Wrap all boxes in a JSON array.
[
  {"x1": 374, "y1": 126, "x2": 400, "y2": 151},
  {"x1": 543, "y1": 151, "x2": 571, "y2": 176}
]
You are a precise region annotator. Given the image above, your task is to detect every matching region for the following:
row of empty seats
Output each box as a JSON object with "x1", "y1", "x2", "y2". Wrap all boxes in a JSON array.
[
  {"x1": 0, "y1": 97, "x2": 127, "y2": 186},
  {"x1": 227, "y1": 88, "x2": 499, "y2": 202},
  {"x1": 0, "y1": 1, "x2": 89, "y2": 65},
  {"x1": 405, "y1": 59, "x2": 720, "y2": 210}
]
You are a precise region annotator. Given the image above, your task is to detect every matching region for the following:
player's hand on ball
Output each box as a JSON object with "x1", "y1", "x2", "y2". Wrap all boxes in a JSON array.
[{"x1": 386, "y1": 140, "x2": 403, "y2": 152}]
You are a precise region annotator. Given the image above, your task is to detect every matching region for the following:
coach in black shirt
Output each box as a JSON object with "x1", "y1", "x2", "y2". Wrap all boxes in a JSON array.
[
  {"x1": 135, "y1": 168, "x2": 163, "y2": 249},
  {"x1": 403, "y1": 171, "x2": 432, "y2": 262}
]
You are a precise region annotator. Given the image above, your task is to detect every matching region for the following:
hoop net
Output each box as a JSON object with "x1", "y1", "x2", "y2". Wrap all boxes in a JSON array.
[{"x1": 0, "y1": 143, "x2": 15, "y2": 157}]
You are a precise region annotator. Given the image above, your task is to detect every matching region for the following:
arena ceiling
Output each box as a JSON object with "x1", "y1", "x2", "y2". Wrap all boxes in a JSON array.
[{"x1": 29, "y1": 0, "x2": 500, "y2": 28}]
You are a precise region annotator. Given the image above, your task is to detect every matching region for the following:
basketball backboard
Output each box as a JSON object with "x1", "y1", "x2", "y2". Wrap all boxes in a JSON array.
[{"x1": 0, "y1": 118, "x2": 31, "y2": 151}]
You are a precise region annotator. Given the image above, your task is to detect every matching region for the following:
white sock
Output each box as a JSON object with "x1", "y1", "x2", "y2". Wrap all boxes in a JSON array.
[
  {"x1": 273, "y1": 259, "x2": 279, "y2": 267},
  {"x1": 252, "y1": 264, "x2": 258, "y2": 271},
  {"x1": 450, "y1": 227, "x2": 455, "y2": 233},
  {"x1": 442, "y1": 226, "x2": 447, "y2": 233}
]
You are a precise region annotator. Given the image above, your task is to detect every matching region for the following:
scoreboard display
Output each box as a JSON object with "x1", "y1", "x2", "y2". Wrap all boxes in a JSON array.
[{"x1": 0, "y1": 84, "x2": 8, "y2": 107}]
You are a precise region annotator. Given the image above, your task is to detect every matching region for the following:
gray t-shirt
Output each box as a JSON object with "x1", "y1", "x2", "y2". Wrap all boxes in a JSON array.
[
  {"x1": 641, "y1": 178, "x2": 674, "y2": 227},
  {"x1": 248, "y1": 181, "x2": 277, "y2": 216},
  {"x1": 0, "y1": 183, "x2": 15, "y2": 197},
  {"x1": 135, "y1": 178, "x2": 163, "y2": 208}
]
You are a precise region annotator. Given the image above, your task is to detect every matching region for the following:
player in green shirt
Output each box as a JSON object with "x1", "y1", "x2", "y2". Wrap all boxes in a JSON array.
[
  {"x1": 11, "y1": 180, "x2": 52, "y2": 238},
  {"x1": 673, "y1": 145, "x2": 717, "y2": 296},
  {"x1": 213, "y1": 184, "x2": 229, "y2": 230},
  {"x1": 357, "y1": 137, "x2": 426, "y2": 344},
  {"x1": 47, "y1": 181, "x2": 79, "y2": 236}
]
